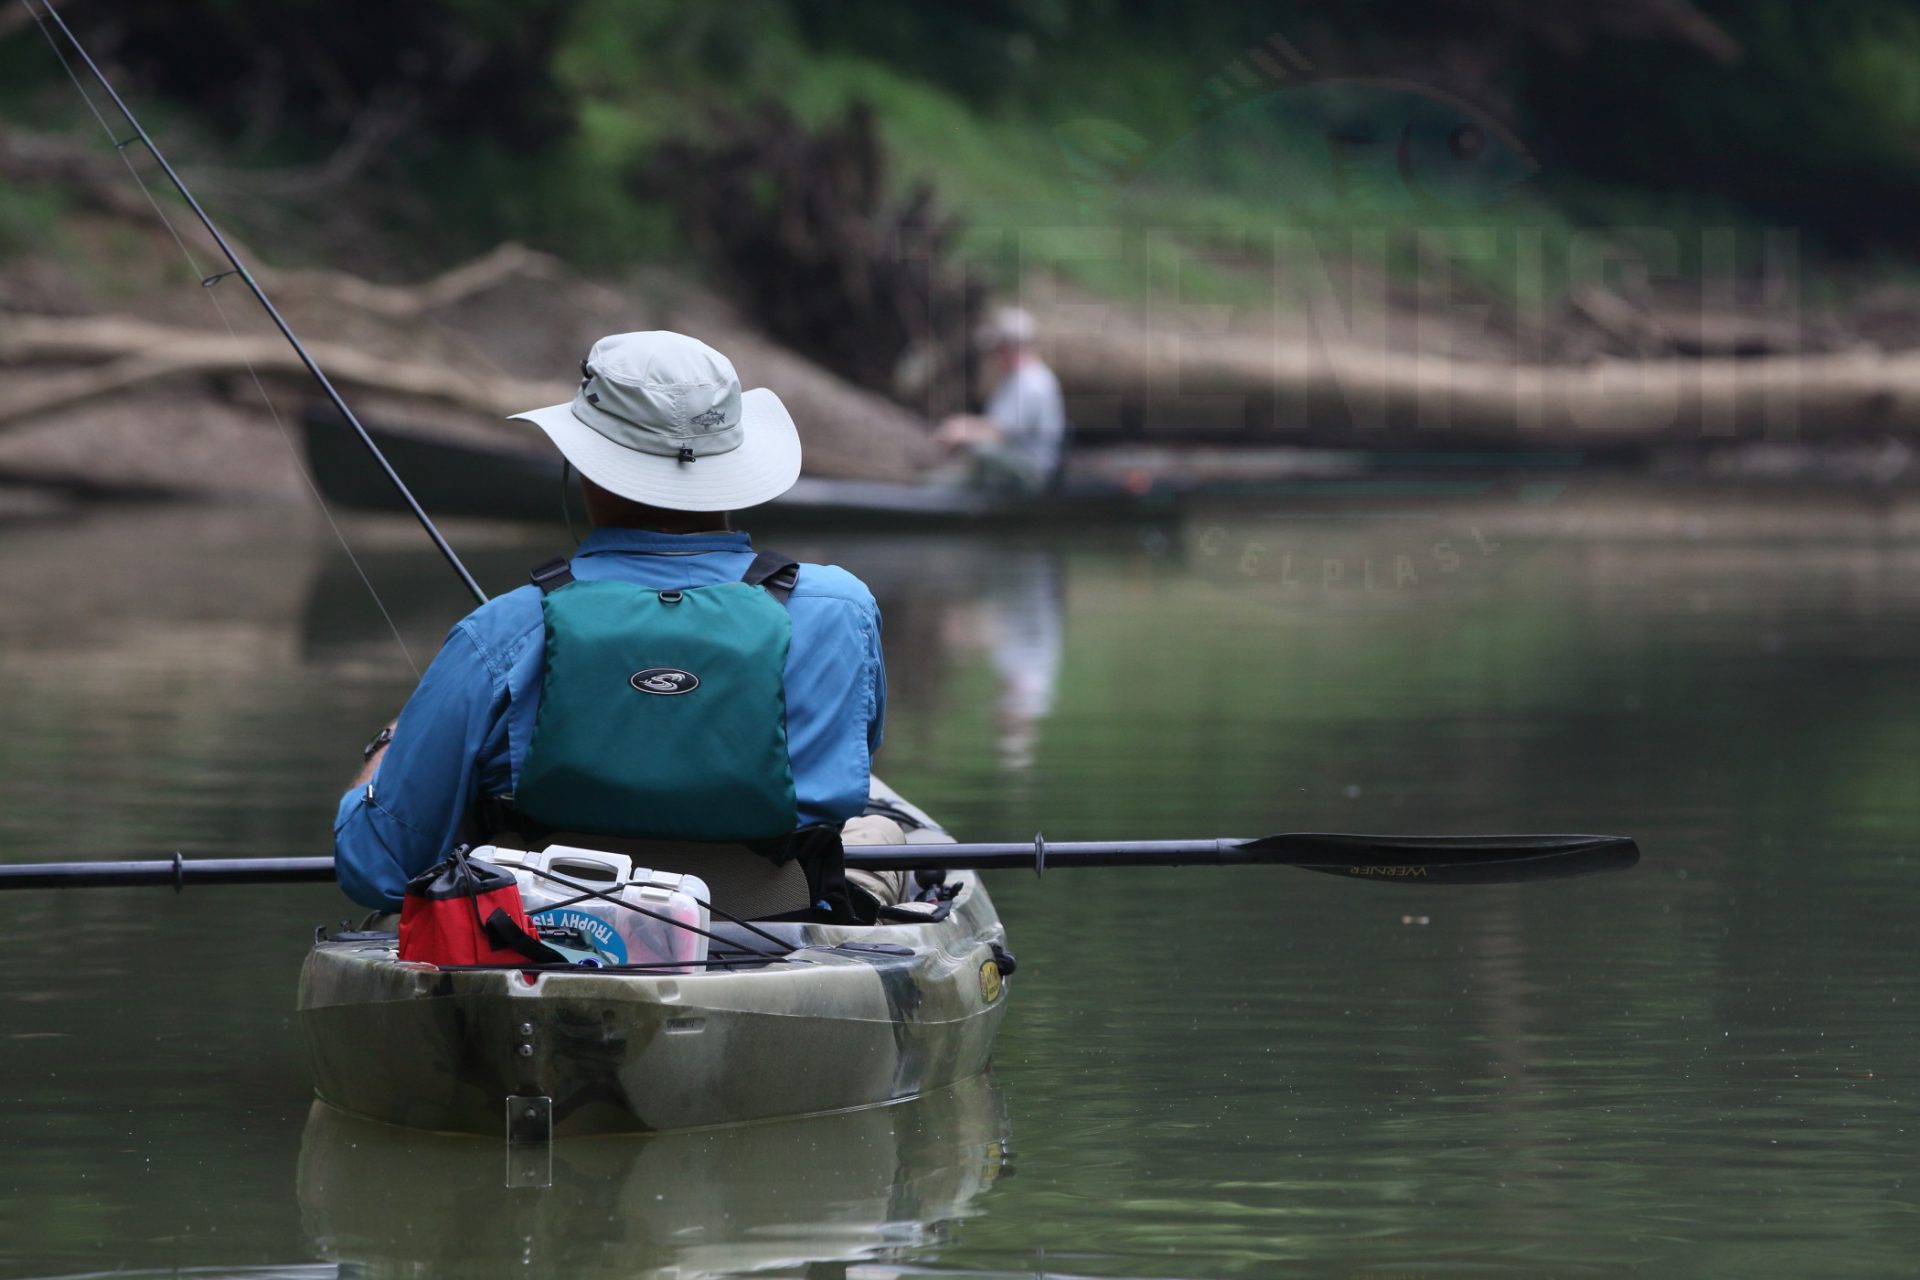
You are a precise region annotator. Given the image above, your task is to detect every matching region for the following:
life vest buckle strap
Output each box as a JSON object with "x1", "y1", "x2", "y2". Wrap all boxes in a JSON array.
[
  {"x1": 741, "y1": 550, "x2": 800, "y2": 605},
  {"x1": 529, "y1": 558, "x2": 576, "y2": 594}
]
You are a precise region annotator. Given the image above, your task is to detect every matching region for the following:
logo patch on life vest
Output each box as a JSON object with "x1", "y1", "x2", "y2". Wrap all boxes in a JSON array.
[{"x1": 630, "y1": 668, "x2": 700, "y2": 695}]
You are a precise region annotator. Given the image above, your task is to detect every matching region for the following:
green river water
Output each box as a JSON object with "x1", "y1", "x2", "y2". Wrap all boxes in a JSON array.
[{"x1": 0, "y1": 494, "x2": 1915, "y2": 1278}]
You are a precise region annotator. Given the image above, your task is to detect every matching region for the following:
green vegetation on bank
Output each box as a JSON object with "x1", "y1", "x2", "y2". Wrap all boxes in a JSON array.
[{"x1": 5, "y1": 0, "x2": 1919, "y2": 307}]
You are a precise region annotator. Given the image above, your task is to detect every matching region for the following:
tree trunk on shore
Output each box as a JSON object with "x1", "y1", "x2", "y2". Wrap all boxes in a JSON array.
[
  {"x1": 13, "y1": 312, "x2": 1920, "y2": 460},
  {"x1": 1047, "y1": 331, "x2": 1920, "y2": 447},
  {"x1": 0, "y1": 314, "x2": 554, "y2": 426}
]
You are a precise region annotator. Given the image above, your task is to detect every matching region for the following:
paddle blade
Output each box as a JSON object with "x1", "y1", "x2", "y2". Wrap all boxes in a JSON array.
[{"x1": 1237, "y1": 832, "x2": 1640, "y2": 885}]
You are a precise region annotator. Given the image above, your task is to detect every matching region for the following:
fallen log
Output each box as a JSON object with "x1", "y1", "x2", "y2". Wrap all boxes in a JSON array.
[
  {"x1": 0, "y1": 311, "x2": 941, "y2": 483},
  {"x1": 0, "y1": 314, "x2": 561, "y2": 428},
  {"x1": 15, "y1": 311, "x2": 1920, "y2": 450},
  {"x1": 1047, "y1": 329, "x2": 1920, "y2": 445},
  {"x1": 18, "y1": 307, "x2": 1920, "y2": 451},
  {"x1": 262, "y1": 242, "x2": 595, "y2": 319}
]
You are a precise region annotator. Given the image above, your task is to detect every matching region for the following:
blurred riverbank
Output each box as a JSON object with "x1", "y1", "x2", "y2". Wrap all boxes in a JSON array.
[
  {"x1": 8, "y1": 205, "x2": 1920, "y2": 506},
  {"x1": 12, "y1": 2, "x2": 1920, "y2": 500}
]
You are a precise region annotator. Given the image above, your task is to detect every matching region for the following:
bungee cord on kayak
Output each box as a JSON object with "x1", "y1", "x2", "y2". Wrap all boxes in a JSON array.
[
  {"x1": 508, "y1": 854, "x2": 795, "y2": 963},
  {"x1": 18, "y1": 0, "x2": 485, "y2": 680}
]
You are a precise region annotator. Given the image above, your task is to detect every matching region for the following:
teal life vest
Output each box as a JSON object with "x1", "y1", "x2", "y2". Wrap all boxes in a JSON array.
[{"x1": 510, "y1": 551, "x2": 802, "y2": 842}]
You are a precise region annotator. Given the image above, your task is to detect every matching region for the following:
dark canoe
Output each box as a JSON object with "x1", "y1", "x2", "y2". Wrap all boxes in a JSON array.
[
  {"x1": 299, "y1": 403, "x2": 1284, "y2": 528},
  {"x1": 300, "y1": 404, "x2": 1596, "y2": 530}
]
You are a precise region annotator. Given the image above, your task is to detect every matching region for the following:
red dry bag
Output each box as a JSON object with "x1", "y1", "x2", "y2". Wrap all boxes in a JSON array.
[{"x1": 397, "y1": 848, "x2": 559, "y2": 966}]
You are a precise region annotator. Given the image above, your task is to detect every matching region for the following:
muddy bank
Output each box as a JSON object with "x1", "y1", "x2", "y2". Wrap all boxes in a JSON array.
[
  {"x1": 10, "y1": 246, "x2": 1920, "y2": 506},
  {"x1": 10, "y1": 122, "x2": 1920, "y2": 503},
  {"x1": 0, "y1": 202, "x2": 940, "y2": 500}
]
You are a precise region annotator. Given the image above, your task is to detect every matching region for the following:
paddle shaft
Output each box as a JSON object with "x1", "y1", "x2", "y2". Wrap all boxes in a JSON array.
[
  {"x1": 0, "y1": 856, "x2": 338, "y2": 891},
  {"x1": 0, "y1": 832, "x2": 1637, "y2": 891}
]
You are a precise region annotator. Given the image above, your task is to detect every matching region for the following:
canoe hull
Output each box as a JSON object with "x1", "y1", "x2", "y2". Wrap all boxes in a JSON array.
[{"x1": 297, "y1": 873, "x2": 1009, "y2": 1136}]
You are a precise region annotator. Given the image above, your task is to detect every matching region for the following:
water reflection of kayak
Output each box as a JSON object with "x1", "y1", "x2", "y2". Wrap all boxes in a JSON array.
[
  {"x1": 297, "y1": 1074, "x2": 1010, "y2": 1279},
  {"x1": 298, "y1": 781, "x2": 1013, "y2": 1136}
]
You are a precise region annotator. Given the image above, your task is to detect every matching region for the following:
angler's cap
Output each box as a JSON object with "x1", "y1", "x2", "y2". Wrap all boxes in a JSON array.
[
  {"x1": 510, "y1": 331, "x2": 801, "y2": 512},
  {"x1": 976, "y1": 305, "x2": 1037, "y2": 351}
]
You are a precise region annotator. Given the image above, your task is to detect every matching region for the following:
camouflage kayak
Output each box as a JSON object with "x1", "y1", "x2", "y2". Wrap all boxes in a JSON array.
[{"x1": 296, "y1": 785, "x2": 1011, "y2": 1136}]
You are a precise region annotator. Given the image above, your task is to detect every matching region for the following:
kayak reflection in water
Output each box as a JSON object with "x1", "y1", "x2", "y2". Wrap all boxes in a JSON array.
[
  {"x1": 935, "y1": 306, "x2": 1068, "y2": 496},
  {"x1": 298, "y1": 1074, "x2": 1011, "y2": 1278},
  {"x1": 332, "y1": 331, "x2": 912, "y2": 916}
]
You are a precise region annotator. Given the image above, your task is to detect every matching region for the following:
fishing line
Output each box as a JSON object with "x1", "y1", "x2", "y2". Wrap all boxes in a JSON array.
[
  {"x1": 21, "y1": 0, "x2": 489, "y2": 674},
  {"x1": 21, "y1": 0, "x2": 422, "y2": 673}
]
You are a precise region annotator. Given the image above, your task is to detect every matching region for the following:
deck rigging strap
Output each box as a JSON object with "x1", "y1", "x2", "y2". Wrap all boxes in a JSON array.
[
  {"x1": 511, "y1": 866, "x2": 734, "y2": 941},
  {"x1": 512, "y1": 860, "x2": 792, "y2": 960}
]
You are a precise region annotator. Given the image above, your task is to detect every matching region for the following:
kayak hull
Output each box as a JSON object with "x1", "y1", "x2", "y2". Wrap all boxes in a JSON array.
[{"x1": 297, "y1": 870, "x2": 1009, "y2": 1136}]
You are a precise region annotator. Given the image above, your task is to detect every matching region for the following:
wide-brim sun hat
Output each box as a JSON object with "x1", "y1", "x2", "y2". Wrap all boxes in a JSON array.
[{"x1": 510, "y1": 331, "x2": 801, "y2": 512}]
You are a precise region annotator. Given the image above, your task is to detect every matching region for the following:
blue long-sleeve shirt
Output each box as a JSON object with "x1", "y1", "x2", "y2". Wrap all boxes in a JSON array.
[{"x1": 334, "y1": 528, "x2": 886, "y2": 909}]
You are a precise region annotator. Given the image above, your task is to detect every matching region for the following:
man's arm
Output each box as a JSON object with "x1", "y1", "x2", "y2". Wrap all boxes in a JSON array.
[
  {"x1": 349, "y1": 721, "x2": 396, "y2": 789},
  {"x1": 867, "y1": 599, "x2": 888, "y2": 758},
  {"x1": 934, "y1": 414, "x2": 1002, "y2": 451},
  {"x1": 334, "y1": 625, "x2": 502, "y2": 910}
]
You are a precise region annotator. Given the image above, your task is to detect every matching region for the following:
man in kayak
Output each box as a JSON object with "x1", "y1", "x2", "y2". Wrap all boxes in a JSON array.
[
  {"x1": 935, "y1": 306, "x2": 1067, "y2": 494},
  {"x1": 334, "y1": 331, "x2": 905, "y2": 912}
]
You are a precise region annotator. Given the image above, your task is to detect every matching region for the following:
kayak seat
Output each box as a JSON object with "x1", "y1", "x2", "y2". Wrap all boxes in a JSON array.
[
  {"x1": 488, "y1": 832, "x2": 811, "y2": 921},
  {"x1": 643, "y1": 843, "x2": 812, "y2": 920},
  {"x1": 704, "y1": 919, "x2": 811, "y2": 957}
]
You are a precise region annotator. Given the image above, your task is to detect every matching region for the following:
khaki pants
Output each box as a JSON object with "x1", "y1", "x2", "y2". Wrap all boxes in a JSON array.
[{"x1": 841, "y1": 814, "x2": 911, "y2": 906}]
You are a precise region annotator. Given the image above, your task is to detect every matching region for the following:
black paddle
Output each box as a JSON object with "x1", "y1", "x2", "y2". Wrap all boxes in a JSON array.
[
  {"x1": 0, "y1": 832, "x2": 1636, "y2": 892},
  {"x1": 852, "y1": 831, "x2": 1637, "y2": 884}
]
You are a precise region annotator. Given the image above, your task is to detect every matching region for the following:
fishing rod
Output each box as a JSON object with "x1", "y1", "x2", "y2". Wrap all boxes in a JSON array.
[
  {"x1": 23, "y1": 0, "x2": 487, "y2": 606},
  {"x1": 0, "y1": 831, "x2": 1640, "y2": 892}
]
